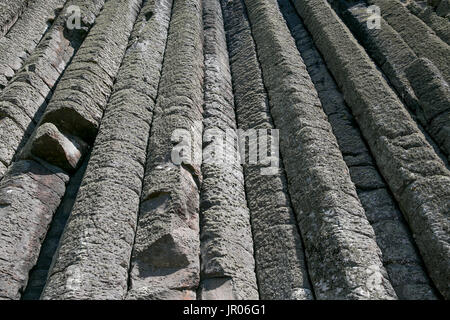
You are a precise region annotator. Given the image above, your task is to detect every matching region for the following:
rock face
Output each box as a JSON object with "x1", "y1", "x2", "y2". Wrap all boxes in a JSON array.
[{"x1": 0, "y1": 0, "x2": 449, "y2": 300}]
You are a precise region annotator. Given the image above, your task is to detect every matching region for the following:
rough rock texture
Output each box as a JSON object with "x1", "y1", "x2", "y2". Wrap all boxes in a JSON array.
[
  {"x1": 366, "y1": 0, "x2": 450, "y2": 83},
  {"x1": 0, "y1": 0, "x2": 66, "y2": 90},
  {"x1": 293, "y1": 0, "x2": 450, "y2": 298},
  {"x1": 279, "y1": 0, "x2": 437, "y2": 299},
  {"x1": 126, "y1": 0, "x2": 204, "y2": 300},
  {"x1": 221, "y1": 0, "x2": 313, "y2": 300},
  {"x1": 22, "y1": 155, "x2": 90, "y2": 300},
  {"x1": 41, "y1": 0, "x2": 158, "y2": 300},
  {"x1": 338, "y1": 1, "x2": 450, "y2": 162},
  {"x1": 0, "y1": 0, "x2": 448, "y2": 301},
  {"x1": 0, "y1": 160, "x2": 68, "y2": 300},
  {"x1": 198, "y1": 0, "x2": 259, "y2": 300},
  {"x1": 403, "y1": 0, "x2": 450, "y2": 45},
  {"x1": 0, "y1": 0, "x2": 106, "y2": 179},
  {"x1": 0, "y1": 0, "x2": 29, "y2": 38}
]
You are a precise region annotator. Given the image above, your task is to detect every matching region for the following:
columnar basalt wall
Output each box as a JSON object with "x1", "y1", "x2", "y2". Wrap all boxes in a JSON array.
[
  {"x1": 244, "y1": 0, "x2": 396, "y2": 300},
  {"x1": 0, "y1": 0, "x2": 448, "y2": 300},
  {"x1": 292, "y1": 0, "x2": 450, "y2": 298}
]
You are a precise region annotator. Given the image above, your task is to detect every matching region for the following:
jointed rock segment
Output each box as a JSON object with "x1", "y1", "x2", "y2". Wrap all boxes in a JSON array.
[
  {"x1": 0, "y1": 160, "x2": 68, "y2": 300},
  {"x1": 0, "y1": 0, "x2": 106, "y2": 178},
  {"x1": 0, "y1": 0, "x2": 66, "y2": 90},
  {"x1": 366, "y1": 0, "x2": 450, "y2": 83},
  {"x1": 127, "y1": 0, "x2": 204, "y2": 300},
  {"x1": 198, "y1": 0, "x2": 259, "y2": 300},
  {"x1": 220, "y1": 0, "x2": 313, "y2": 300},
  {"x1": 42, "y1": 0, "x2": 171, "y2": 300}
]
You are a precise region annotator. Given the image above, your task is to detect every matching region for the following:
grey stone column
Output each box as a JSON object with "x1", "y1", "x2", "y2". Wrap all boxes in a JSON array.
[
  {"x1": 220, "y1": 0, "x2": 314, "y2": 300},
  {"x1": 244, "y1": 0, "x2": 396, "y2": 299},
  {"x1": 198, "y1": 0, "x2": 259, "y2": 300},
  {"x1": 293, "y1": 0, "x2": 450, "y2": 298},
  {"x1": 127, "y1": 0, "x2": 204, "y2": 300},
  {"x1": 42, "y1": 0, "x2": 172, "y2": 300}
]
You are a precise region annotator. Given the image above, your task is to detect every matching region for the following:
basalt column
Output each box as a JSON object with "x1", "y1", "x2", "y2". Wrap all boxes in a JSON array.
[
  {"x1": 0, "y1": 0, "x2": 141, "y2": 300},
  {"x1": 220, "y1": 0, "x2": 314, "y2": 300},
  {"x1": 41, "y1": 0, "x2": 172, "y2": 300},
  {"x1": 293, "y1": 0, "x2": 450, "y2": 298},
  {"x1": 0, "y1": 0, "x2": 106, "y2": 178},
  {"x1": 244, "y1": 0, "x2": 396, "y2": 299},
  {"x1": 198, "y1": 0, "x2": 259, "y2": 300},
  {"x1": 0, "y1": 0, "x2": 67, "y2": 90},
  {"x1": 126, "y1": 0, "x2": 204, "y2": 300}
]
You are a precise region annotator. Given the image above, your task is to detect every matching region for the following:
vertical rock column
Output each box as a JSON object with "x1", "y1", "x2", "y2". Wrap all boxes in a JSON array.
[
  {"x1": 244, "y1": 0, "x2": 396, "y2": 299},
  {"x1": 0, "y1": 0, "x2": 66, "y2": 90},
  {"x1": 0, "y1": 0, "x2": 106, "y2": 179},
  {"x1": 293, "y1": 0, "x2": 450, "y2": 298},
  {"x1": 279, "y1": 0, "x2": 437, "y2": 299},
  {"x1": 126, "y1": 0, "x2": 204, "y2": 300},
  {"x1": 0, "y1": 0, "x2": 28, "y2": 37},
  {"x1": 339, "y1": 2, "x2": 450, "y2": 162},
  {"x1": 42, "y1": 0, "x2": 173, "y2": 300},
  {"x1": 0, "y1": 160, "x2": 68, "y2": 300},
  {"x1": 0, "y1": 0, "x2": 142, "y2": 301},
  {"x1": 23, "y1": 154, "x2": 90, "y2": 300},
  {"x1": 198, "y1": 0, "x2": 258, "y2": 300},
  {"x1": 220, "y1": 0, "x2": 314, "y2": 300}
]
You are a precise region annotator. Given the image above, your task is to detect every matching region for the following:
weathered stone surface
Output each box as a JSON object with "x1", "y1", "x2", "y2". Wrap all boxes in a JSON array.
[
  {"x1": 405, "y1": 57, "x2": 450, "y2": 162},
  {"x1": 127, "y1": 0, "x2": 204, "y2": 300},
  {"x1": 0, "y1": 0, "x2": 28, "y2": 38},
  {"x1": 40, "y1": 0, "x2": 143, "y2": 145},
  {"x1": 220, "y1": 0, "x2": 313, "y2": 300},
  {"x1": 0, "y1": 160, "x2": 68, "y2": 300},
  {"x1": 41, "y1": 0, "x2": 172, "y2": 300},
  {"x1": 437, "y1": 0, "x2": 450, "y2": 16},
  {"x1": 22, "y1": 155, "x2": 90, "y2": 300},
  {"x1": 279, "y1": 0, "x2": 437, "y2": 299},
  {"x1": 198, "y1": 0, "x2": 259, "y2": 300},
  {"x1": 0, "y1": 0, "x2": 66, "y2": 90},
  {"x1": 245, "y1": 0, "x2": 395, "y2": 299},
  {"x1": 0, "y1": 0, "x2": 106, "y2": 178},
  {"x1": 366, "y1": 0, "x2": 450, "y2": 83},
  {"x1": 339, "y1": 1, "x2": 449, "y2": 161},
  {"x1": 293, "y1": 0, "x2": 450, "y2": 298},
  {"x1": 19, "y1": 122, "x2": 88, "y2": 173}
]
